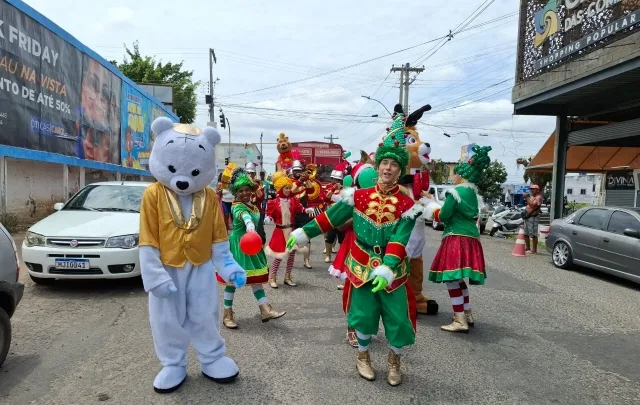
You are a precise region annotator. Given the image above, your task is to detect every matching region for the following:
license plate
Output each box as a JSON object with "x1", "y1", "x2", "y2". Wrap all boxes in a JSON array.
[{"x1": 54, "y1": 259, "x2": 89, "y2": 269}]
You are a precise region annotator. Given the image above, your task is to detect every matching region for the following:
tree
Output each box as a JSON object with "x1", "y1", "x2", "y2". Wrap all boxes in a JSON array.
[
  {"x1": 518, "y1": 157, "x2": 553, "y2": 191},
  {"x1": 427, "y1": 159, "x2": 450, "y2": 185},
  {"x1": 110, "y1": 41, "x2": 200, "y2": 123},
  {"x1": 476, "y1": 160, "x2": 508, "y2": 199}
]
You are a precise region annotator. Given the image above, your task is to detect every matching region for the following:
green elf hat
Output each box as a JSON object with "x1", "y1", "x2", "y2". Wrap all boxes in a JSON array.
[
  {"x1": 455, "y1": 145, "x2": 492, "y2": 184},
  {"x1": 230, "y1": 167, "x2": 257, "y2": 195},
  {"x1": 375, "y1": 104, "x2": 410, "y2": 176}
]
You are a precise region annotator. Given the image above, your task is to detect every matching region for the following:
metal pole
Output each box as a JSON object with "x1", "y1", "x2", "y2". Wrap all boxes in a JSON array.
[
  {"x1": 208, "y1": 49, "x2": 216, "y2": 122},
  {"x1": 403, "y1": 63, "x2": 410, "y2": 113},
  {"x1": 226, "y1": 117, "x2": 231, "y2": 159},
  {"x1": 260, "y1": 132, "x2": 263, "y2": 173},
  {"x1": 551, "y1": 115, "x2": 568, "y2": 220},
  {"x1": 398, "y1": 68, "x2": 404, "y2": 105}
]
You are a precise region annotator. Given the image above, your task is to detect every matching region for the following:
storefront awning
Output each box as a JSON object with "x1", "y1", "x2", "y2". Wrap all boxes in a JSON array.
[{"x1": 527, "y1": 132, "x2": 640, "y2": 173}]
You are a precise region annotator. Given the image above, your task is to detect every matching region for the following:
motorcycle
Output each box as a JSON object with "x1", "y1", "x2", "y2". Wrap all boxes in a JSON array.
[{"x1": 489, "y1": 207, "x2": 524, "y2": 236}]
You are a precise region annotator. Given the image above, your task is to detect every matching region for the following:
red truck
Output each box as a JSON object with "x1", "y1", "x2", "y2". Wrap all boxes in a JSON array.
[{"x1": 290, "y1": 141, "x2": 345, "y2": 184}]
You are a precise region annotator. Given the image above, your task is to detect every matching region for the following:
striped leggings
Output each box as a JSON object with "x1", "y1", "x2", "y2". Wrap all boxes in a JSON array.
[
  {"x1": 270, "y1": 251, "x2": 296, "y2": 278},
  {"x1": 223, "y1": 285, "x2": 268, "y2": 309},
  {"x1": 445, "y1": 280, "x2": 471, "y2": 315}
]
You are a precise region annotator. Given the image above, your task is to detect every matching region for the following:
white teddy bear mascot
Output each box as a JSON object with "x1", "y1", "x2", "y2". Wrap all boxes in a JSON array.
[{"x1": 139, "y1": 117, "x2": 247, "y2": 394}]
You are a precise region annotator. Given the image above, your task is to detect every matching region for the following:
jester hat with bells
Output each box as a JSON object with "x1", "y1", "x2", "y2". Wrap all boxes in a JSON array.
[{"x1": 455, "y1": 145, "x2": 492, "y2": 185}]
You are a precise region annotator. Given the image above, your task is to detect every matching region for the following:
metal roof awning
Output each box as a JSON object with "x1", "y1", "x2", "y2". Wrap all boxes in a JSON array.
[{"x1": 527, "y1": 132, "x2": 640, "y2": 173}]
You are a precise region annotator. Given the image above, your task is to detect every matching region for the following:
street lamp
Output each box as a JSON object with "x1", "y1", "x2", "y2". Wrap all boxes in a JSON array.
[{"x1": 361, "y1": 95, "x2": 392, "y2": 117}]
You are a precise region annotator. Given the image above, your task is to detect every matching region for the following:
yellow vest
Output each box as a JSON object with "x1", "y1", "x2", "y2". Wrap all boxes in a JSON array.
[{"x1": 139, "y1": 183, "x2": 228, "y2": 267}]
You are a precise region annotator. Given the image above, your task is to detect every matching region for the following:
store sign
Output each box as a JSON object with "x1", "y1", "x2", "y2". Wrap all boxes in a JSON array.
[
  {"x1": 315, "y1": 148, "x2": 341, "y2": 157},
  {"x1": 605, "y1": 170, "x2": 634, "y2": 190},
  {"x1": 518, "y1": 0, "x2": 640, "y2": 80}
]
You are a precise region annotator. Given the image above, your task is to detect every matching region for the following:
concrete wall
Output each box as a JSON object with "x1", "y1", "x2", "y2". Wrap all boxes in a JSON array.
[
  {"x1": 1, "y1": 157, "x2": 149, "y2": 224},
  {"x1": 513, "y1": 30, "x2": 640, "y2": 104}
]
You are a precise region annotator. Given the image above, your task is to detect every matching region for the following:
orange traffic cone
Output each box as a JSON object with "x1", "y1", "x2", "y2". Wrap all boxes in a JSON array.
[{"x1": 512, "y1": 226, "x2": 526, "y2": 257}]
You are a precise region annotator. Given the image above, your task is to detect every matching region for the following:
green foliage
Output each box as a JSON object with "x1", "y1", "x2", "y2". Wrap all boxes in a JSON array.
[
  {"x1": 110, "y1": 41, "x2": 200, "y2": 123},
  {"x1": 476, "y1": 160, "x2": 508, "y2": 199},
  {"x1": 427, "y1": 159, "x2": 449, "y2": 185},
  {"x1": 523, "y1": 171, "x2": 553, "y2": 191}
]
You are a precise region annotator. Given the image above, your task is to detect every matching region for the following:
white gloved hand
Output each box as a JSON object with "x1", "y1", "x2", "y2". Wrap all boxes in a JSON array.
[{"x1": 150, "y1": 280, "x2": 177, "y2": 298}]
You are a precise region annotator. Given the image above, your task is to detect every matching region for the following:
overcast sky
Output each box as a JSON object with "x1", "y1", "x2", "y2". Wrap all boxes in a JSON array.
[{"x1": 27, "y1": 0, "x2": 557, "y2": 183}]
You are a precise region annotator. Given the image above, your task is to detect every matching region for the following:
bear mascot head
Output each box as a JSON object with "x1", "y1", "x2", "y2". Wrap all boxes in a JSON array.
[
  {"x1": 275, "y1": 132, "x2": 300, "y2": 172},
  {"x1": 148, "y1": 117, "x2": 221, "y2": 195}
]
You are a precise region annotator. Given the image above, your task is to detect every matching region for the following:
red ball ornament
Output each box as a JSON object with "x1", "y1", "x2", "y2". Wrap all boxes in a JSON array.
[
  {"x1": 386, "y1": 127, "x2": 390, "y2": 131},
  {"x1": 239, "y1": 232, "x2": 262, "y2": 255},
  {"x1": 379, "y1": 142, "x2": 383, "y2": 147},
  {"x1": 394, "y1": 140, "x2": 399, "y2": 146},
  {"x1": 468, "y1": 158, "x2": 473, "y2": 164}
]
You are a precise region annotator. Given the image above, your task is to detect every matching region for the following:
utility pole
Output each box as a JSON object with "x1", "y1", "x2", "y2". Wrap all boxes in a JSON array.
[
  {"x1": 206, "y1": 49, "x2": 217, "y2": 125},
  {"x1": 260, "y1": 132, "x2": 264, "y2": 173},
  {"x1": 391, "y1": 63, "x2": 424, "y2": 114},
  {"x1": 226, "y1": 117, "x2": 231, "y2": 159},
  {"x1": 324, "y1": 134, "x2": 338, "y2": 144}
]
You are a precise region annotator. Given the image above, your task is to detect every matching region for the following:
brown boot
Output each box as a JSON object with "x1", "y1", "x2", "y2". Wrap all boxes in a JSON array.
[
  {"x1": 531, "y1": 236, "x2": 538, "y2": 254},
  {"x1": 441, "y1": 313, "x2": 469, "y2": 333},
  {"x1": 324, "y1": 242, "x2": 333, "y2": 263},
  {"x1": 356, "y1": 351, "x2": 376, "y2": 381},
  {"x1": 408, "y1": 257, "x2": 428, "y2": 313},
  {"x1": 222, "y1": 308, "x2": 237, "y2": 329},
  {"x1": 387, "y1": 350, "x2": 402, "y2": 386},
  {"x1": 258, "y1": 303, "x2": 286, "y2": 322},
  {"x1": 284, "y1": 273, "x2": 297, "y2": 287}
]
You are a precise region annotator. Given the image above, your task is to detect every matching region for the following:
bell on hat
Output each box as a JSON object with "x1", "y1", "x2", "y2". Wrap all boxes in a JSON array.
[
  {"x1": 292, "y1": 160, "x2": 304, "y2": 171},
  {"x1": 245, "y1": 162, "x2": 257, "y2": 173},
  {"x1": 330, "y1": 170, "x2": 344, "y2": 181}
]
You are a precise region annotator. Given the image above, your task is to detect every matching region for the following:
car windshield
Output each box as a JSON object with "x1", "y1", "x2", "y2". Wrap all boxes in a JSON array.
[{"x1": 64, "y1": 185, "x2": 144, "y2": 212}]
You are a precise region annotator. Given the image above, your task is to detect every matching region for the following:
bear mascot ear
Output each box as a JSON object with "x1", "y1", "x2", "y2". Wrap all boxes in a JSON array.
[
  {"x1": 151, "y1": 117, "x2": 175, "y2": 136},
  {"x1": 203, "y1": 126, "x2": 221, "y2": 147}
]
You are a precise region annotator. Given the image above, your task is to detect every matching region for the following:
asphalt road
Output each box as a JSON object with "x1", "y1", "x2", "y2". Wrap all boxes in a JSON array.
[{"x1": 2, "y1": 226, "x2": 640, "y2": 404}]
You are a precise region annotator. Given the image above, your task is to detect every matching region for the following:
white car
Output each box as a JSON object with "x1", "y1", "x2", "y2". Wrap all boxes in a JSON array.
[{"x1": 22, "y1": 181, "x2": 151, "y2": 284}]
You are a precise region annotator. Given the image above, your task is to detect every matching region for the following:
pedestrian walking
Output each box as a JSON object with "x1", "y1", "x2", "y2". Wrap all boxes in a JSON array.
[{"x1": 522, "y1": 184, "x2": 543, "y2": 254}]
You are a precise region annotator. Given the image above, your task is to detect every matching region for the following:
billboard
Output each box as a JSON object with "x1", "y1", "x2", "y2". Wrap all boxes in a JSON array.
[
  {"x1": 0, "y1": 0, "x2": 176, "y2": 169},
  {"x1": 0, "y1": 1, "x2": 123, "y2": 163},
  {"x1": 517, "y1": 0, "x2": 640, "y2": 82}
]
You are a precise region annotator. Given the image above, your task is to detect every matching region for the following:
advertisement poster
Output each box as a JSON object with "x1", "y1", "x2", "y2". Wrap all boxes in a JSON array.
[
  {"x1": 0, "y1": 2, "x2": 121, "y2": 163},
  {"x1": 121, "y1": 82, "x2": 149, "y2": 169}
]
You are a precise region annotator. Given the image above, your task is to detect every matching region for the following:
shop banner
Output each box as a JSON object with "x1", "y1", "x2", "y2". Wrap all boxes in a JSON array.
[
  {"x1": 0, "y1": 1, "x2": 121, "y2": 163},
  {"x1": 605, "y1": 170, "x2": 635, "y2": 190},
  {"x1": 121, "y1": 82, "x2": 172, "y2": 170}
]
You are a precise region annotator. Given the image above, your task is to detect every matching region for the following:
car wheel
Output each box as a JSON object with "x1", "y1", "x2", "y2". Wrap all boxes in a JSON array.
[
  {"x1": 30, "y1": 275, "x2": 55, "y2": 285},
  {"x1": 489, "y1": 227, "x2": 497, "y2": 237},
  {"x1": 0, "y1": 307, "x2": 11, "y2": 367},
  {"x1": 552, "y1": 241, "x2": 573, "y2": 269}
]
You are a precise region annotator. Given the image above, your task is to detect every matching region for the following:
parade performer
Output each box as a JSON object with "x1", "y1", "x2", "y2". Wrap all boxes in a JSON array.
[
  {"x1": 287, "y1": 115, "x2": 422, "y2": 386},
  {"x1": 275, "y1": 132, "x2": 300, "y2": 172},
  {"x1": 322, "y1": 165, "x2": 347, "y2": 263},
  {"x1": 245, "y1": 162, "x2": 267, "y2": 244},
  {"x1": 328, "y1": 159, "x2": 378, "y2": 346},
  {"x1": 428, "y1": 145, "x2": 491, "y2": 333},
  {"x1": 218, "y1": 167, "x2": 286, "y2": 329},
  {"x1": 266, "y1": 171, "x2": 315, "y2": 288},
  {"x1": 139, "y1": 117, "x2": 246, "y2": 394},
  {"x1": 290, "y1": 160, "x2": 323, "y2": 269},
  {"x1": 392, "y1": 103, "x2": 440, "y2": 316}
]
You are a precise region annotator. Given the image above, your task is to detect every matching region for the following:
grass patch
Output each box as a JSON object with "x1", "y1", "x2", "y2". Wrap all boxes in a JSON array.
[{"x1": 0, "y1": 212, "x2": 21, "y2": 233}]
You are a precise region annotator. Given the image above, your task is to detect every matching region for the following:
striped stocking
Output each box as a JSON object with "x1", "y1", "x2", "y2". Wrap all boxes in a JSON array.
[
  {"x1": 270, "y1": 258, "x2": 282, "y2": 278},
  {"x1": 355, "y1": 330, "x2": 371, "y2": 352},
  {"x1": 285, "y1": 251, "x2": 296, "y2": 275},
  {"x1": 252, "y1": 285, "x2": 268, "y2": 305},
  {"x1": 446, "y1": 281, "x2": 464, "y2": 315},
  {"x1": 459, "y1": 280, "x2": 471, "y2": 311},
  {"x1": 223, "y1": 285, "x2": 236, "y2": 309}
]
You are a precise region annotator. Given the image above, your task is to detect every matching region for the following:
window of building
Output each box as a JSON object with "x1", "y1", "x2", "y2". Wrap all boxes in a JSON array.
[
  {"x1": 592, "y1": 184, "x2": 596, "y2": 192},
  {"x1": 580, "y1": 189, "x2": 586, "y2": 195},
  {"x1": 567, "y1": 188, "x2": 573, "y2": 195}
]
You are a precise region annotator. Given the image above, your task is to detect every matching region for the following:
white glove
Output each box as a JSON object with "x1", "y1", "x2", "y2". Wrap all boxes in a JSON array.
[
  {"x1": 242, "y1": 213, "x2": 255, "y2": 232},
  {"x1": 150, "y1": 280, "x2": 177, "y2": 298}
]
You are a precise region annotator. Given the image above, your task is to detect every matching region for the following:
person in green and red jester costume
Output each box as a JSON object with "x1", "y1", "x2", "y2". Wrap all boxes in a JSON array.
[
  {"x1": 428, "y1": 145, "x2": 491, "y2": 333},
  {"x1": 287, "y1": 111, "x2": 423, "y2": 387}
]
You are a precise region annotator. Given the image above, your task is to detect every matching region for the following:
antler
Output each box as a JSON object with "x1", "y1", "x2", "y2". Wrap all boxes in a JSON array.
[{"x1": 405, "y1": 104, "x2": 432, "y2": 127}]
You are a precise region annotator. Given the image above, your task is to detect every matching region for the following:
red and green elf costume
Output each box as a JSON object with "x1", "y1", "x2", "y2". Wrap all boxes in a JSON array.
[
  {"x1": 429, "y1": 145, "x2": 491, "y2": 333},
  {"x1": 289, "y1": 111, "x2": 422, "y2": 387}
]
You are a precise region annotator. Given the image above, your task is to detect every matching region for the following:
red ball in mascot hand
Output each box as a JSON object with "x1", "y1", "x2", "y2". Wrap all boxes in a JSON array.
[{"x1": 240, "y1": 232, "x2": 262, "y2": 255}]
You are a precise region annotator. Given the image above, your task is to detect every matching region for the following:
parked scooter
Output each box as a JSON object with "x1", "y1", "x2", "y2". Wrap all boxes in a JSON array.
[{"x1": 489, "y1": 207, "x2": 524, "y2": 236}]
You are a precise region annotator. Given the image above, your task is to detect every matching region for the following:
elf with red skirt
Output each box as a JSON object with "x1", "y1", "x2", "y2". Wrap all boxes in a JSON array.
[{"x1": 429, "y1": 145, "x2": 491, "y2": 333}]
